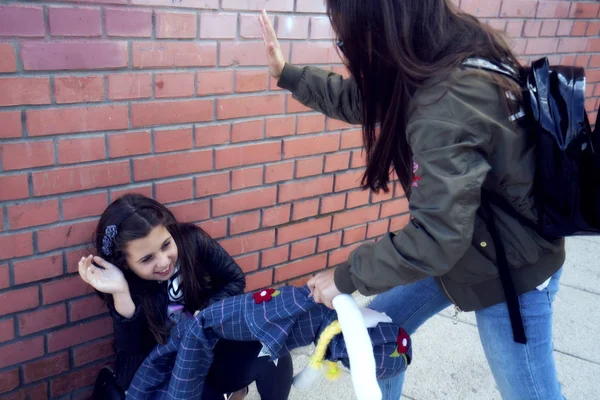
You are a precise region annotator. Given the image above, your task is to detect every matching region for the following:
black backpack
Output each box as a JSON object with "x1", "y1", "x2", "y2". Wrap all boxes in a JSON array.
[{"x1": 463, "y1": 57, "x2": 600, "y2": 343}]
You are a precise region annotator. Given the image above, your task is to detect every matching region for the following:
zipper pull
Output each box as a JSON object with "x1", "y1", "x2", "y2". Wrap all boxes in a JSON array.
[{"x1": 452, "y1": 306, "x2": 461, "y2": 325}]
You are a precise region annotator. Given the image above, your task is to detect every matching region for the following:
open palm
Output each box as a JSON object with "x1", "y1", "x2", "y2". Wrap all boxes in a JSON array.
[
  {"x1": 78, "y1": 255, "x2": 128, "y2": 295},
  {"x1": 258, "y1": 10, "x2": 286, "y2": 79}
]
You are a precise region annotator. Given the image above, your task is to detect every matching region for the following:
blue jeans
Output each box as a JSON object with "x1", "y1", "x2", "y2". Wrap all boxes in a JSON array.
[{"x1": 371, "y1": 269, "x2": 564, "y2": 400}]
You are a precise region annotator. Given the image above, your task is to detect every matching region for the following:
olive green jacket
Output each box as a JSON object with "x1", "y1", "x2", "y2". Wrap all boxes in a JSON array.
[{"x1": 278, "y1": 63, "x2": 565, "y2": 311}]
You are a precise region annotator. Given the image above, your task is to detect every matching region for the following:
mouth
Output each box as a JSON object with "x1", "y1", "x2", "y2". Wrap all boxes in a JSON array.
[{"x1": 155, "y1": 263, "x2": 172, "y2": 278}]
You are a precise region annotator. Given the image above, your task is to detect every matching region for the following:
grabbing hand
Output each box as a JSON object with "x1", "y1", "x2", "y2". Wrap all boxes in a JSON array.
[
  {"x1": 258, "y1": 10, "x2": 286, "y2": 79},
  {"x1": 307, "y1": 268, "x2": 342, "y2": 309},
  {"x1": 78, "y1": 255, "x2": 129, "y2": 295}
]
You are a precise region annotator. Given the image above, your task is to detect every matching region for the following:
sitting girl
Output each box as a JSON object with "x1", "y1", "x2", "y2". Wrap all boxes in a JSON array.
[{"x1": 78, "y1": 194, "x2": 293, "y2": 400}]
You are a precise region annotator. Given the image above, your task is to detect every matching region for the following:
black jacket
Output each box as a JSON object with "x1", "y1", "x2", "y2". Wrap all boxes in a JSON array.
[{"x1": 107, "y1": 224, "x2": 245, "y2": 390}]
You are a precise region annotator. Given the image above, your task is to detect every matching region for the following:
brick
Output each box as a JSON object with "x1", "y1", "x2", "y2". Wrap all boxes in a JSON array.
[
  {"x1": 343, "y1": 225, "x2": 367, "y2": 245},
  {"x1": 310, "y1": 17, "x2": 333, "y2": 39},
  {"x1": 292, "y1": 198, "x2": 320, "y2": 220},
  {"x1": 321, "y1": 193, "x2": 346, "y2": 214},
  {"x1": 48, "y1": 316, "x2": 112, "y2": 352},
  {"x1": 134, "y1": 150, "x2": 212, "y2": 181},
  {"x1": 341, "y1": 129, "x2": 362, "y2": 149},
  {"x1": 276, "y1": 15, "x2": 309, "y2": 39},
  {"x1": 291, "y1": 238, "x2": 317, "y2": 260},
  {"x1": 335, "y1": 169, "x2": 364, "y2": 192},
  {"x1": 197, "y1": 70, "x2": 234, "y2": 96},
  {"x1": 0, "y1": 5, "x2": 44, "y2": 37},
  {"x1": 0, "y1": 77, "x2": 51, "y2": 107},
  {"x1": 133, "y1": 42, "x2": 216, "y2": 68},
  {"x1": 265, "y1": 161, "x2": 294, "y2": 183},
  {"x1": 296, "y1": 114, "x2": 323, "y2": 135},
  {"x1": 230, "y1": 211, "x2": 261, "y2": 235},
  {"x1": 366, "y1": 220, "x2": 390, "y2": 239},
  {"x1": 222, "y1": 0, "x2": 293, "y2": 11},
  {"x1": 523, "y1": 20, "x2": 541, "y2": 37},
  {"x1": 296, "y1": 156, "x2": 324, "y2": 178},
  {"x1": 198, "y1": 218, "x2": 228, "y2": 239},
  {"x1": 351, "y1": 150, "x2": 367, "y2": 168},
  {"x1": 588, "y1": 39, "x2": 600, "y2": 53},
  {"x1": 111, "y1": 185, "x2": 153, "y2": 200},
  {"x1": 108, "y1": 73, "x2": 152, "y2": 100},
  {"x1": 154, "y1": 73, "x2": 195, "y2": 98},
  {"x1": 262, "y1": 204, "x2": 291, "y2": 227},
  {"x1": 131, "y1": 0, "x2": 218, "y2": 7},
  {"x1": 284, "y1": 133, "x2": 340, "y2": 159},
  {"x1": 220, "y1": 42, "x2": 291, "y2": 67},
  {"x1": 323, "y1": 153, "x2": 350, "y2": 174},
  {"x1": 235, "y1": 70, "x2": 268, "y2": 93},
  {"x1": 277, "y1": 216, "x2": 331, "y2": 245},
  {"x1": 196, "y1": 172, "x2": 230, "y2": 198},
  {"x1": 232, "y1": 166, "x2": 264, "y2": 190},
  {"x1": 0, "y1": 43, "x2": 16, "y2": 72},
  {"x1": 169, "y1": 200, "x2": 210, "y2": 223},
  {"x1": 332, "y1": 205, "x2": 380, "y2": 230},
  {"x1": 0, "y1": 369, "x2": 18, "y2": 394},
  {"x1": 54, "y1": 76, "x2": 104, "y2": 104},
  {"x1": 49, "y1": 7, "x2": 101, "y2": 36},
  {"x1": 0, "y1": 232, "x2": 33, "y2": 260},
  {"x1": 196, "y1": 124, "x2": 231, "y2": 147},
  {"x1": 587, "y1": 22, "x2": 600, "y2": 37},
  {"x1": 240, "y1": 13, "x2": 274, "y2": 38},
  {"x1": 74, "y1": 388, "x2": 95, "y2": 400},
  {"x1": 328, "y1": 243, "x2": 361, "y2": 267},
  {"x1": 213, "y1": 187, "x2": 277, "y2": 217},
  {"x1": 291, "y1": 42, "x2": 340, "y2": 64},
  {"x1": 500, "y1": 1, "x2": 538, "y2": 18},
  {"x1": 591, "y1": 56, "x2": 600, "y2": 68},
  {"x1": 536, "y1": 1, "x2": 570, "y2": 18},
  {"x1": 318, "y1": 231, "x2": 342, "y2": 252},
  {"x1": 287, "y1": 97, "x2": 312, "y2": 113},
  {"x1": 58, "y1": 136, "x2": 106, "y2": 164},
  {"x1": 540, "y1": 21, "x2": 558, "y2": 37},
  {"x1": 525, "y1": 38, "x2": 558, "y2": 55},
  {"x1": 261, "y1": 245, "x2": 289, "y2": 267},
  {"x1": 0, "y1": 111, "x2": 21, "y2": 139},
  {"x1": 73, "y1": 337, "x2": 115, "y2": 367},
  {"x1": 27, "y1": 105, "x2": 128, "y2": 136},
  {"x1": 132, "y1": 99, "x2": 213, "y2": 127},
  {"x1": 156, "y1": 11, "x2": 197, "y2": 39},
  {"x1": 37, "y1": 220, "x2": 96, "y2": 252},
  {"x1": 371, "y1": 189, "x2": 394, "y2": 203},
  {"x1": 106, "y1": 8, "x2": 152, "y2": 37},
  {"x1": 557, "y1": 20, "x2": 574, "y2": 37},
  {"x1": 33, "y1": 161, "x2": 130, "y2": 196},
  {"x1": 0, "y1": 337, "x2": 44, "y2": 369},
  {"x1": 0, "y1": 318, "x2": 14, "y2": 343},
  {"x1": 232, "y1": 119, "x2": 264, "y2": 143},
  {"x1": 460, "y1": 0, "x2": 501, "y2": 17},
  {"x1": 215, "y1": 141, "x2": 281, "y2": 169},
  {"x1": 70, "y1": 295, "x2": 109, "y2": 322},
  {"x1": 0, "y1": 141, "x2": 54, "y2": 171},
  {"x1": 19, "y1": 304, "x2": 67, "y2": 336},
  {"x1": 274, "y1": 253, "x2": 327, "y2": 283},
  {"x1": 22, "y1": 41, "x2": 127, "y2": 71},
  {"x1": 390, "y1": 214, "x2": 411, "y2": 232},
  {"x1": 200, "y1": 13, "x2": 237, "y2": 38},
  {"x1": 51, "y1": 362, "x2": 109, "y2": 398},
  {"x1": 219, "y1": 229, "x2": 276, "y2": 257},
  {"x1": 571, "y1": 21, "x2": 588, "y2": 36},
  {"x1": 23, "y1": 353, "x2": 70, "y2": 384},
  {"x1": 1, "y1": 382, "x2": 47, "y2": 400},
  {"x1": 347, "y1": 190, "x2": 370, "y2": 208},
  {"x1": 279, "y1": 176, "x2": 333, "y2": 203},
  {"x1": 327, "y1": 118, "x2": 354, "y2": 132},
  {"x1": 156, "y1": 178, "x2": 194, "y2": 204},
  {"x1": 485, "y1": 19, "x2": 506, "y2": 32},
  {"x1": 13, "y1": 253, "x2": 63, "y2": 285},
  {"x1": 505, "y1": 20, "x2": 524, "y2": 37},
  {"x1": 218, "y1": 94, "x2": 285, "y2": 120},
  {"x1": 108, "y1": 130, "x2": 152, "y2": 157},
  {"x1": 245, "y1": 269, "x2": 273, "y2": 292},
  {"x1": 154, "y1": 127, "x2": 194, "y2": 152},
  {"x1": 569, "y1": 2, "x2": 600, "y2": 19},
  {"x1": 266, "y1": 116, "x2": 295, "y2": 138},
  {"x1": 557, "y1": 38, "x2": 589, "y2": 54},
  {"x1": 296, "y1": 0, "x2": 326, "y2": 13},
  {"x1": 0, "y1": 287, "x2": 39, "y2": 316}
]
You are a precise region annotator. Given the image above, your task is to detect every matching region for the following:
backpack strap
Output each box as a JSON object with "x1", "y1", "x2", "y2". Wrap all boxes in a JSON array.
[{"x1": 462, "y1": 58, "x2": 522, "y2": 85}]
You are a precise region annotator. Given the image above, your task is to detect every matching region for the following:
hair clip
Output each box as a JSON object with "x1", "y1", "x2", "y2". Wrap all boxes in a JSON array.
[{"x1": 101, "y1": 225, "x2": 118, "y2": 256}]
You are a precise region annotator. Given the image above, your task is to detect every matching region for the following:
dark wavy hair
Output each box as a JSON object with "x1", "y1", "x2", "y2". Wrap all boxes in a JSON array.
[
  {"x1": 94, "y1": 194, "x2": 211, "y2": 343},
  {"x1": 326, "y1": 0, "x2": 521, "y2": 194}
]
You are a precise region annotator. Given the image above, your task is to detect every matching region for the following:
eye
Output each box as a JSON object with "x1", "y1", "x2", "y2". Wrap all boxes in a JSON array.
[
  {"x1": 162, "y1": 241, "x2": 170, "y2": 250},
  {"x1": 141, "y1": 256, "x2": 152, "y2": 263}
]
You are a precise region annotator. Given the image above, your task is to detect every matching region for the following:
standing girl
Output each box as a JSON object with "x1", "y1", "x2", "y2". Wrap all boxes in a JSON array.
[{"x1": 79, "y1": 194, "x2": 293, "y2": 400}]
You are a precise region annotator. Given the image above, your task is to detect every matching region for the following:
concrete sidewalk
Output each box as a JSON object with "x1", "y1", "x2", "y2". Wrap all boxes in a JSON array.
[{"x1": 246, "y1": 237, "x2": 600, "y2": 399}]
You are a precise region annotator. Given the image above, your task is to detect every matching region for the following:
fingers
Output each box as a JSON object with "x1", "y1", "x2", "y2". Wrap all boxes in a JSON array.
[
  {"x1": 260, "y1": 10, "x2": 277, "y2": 46},
  {"x1": 92, "y1": 256, "x2": 111, "y2": 269},
  {"x1": 258, "y1": 13, "x2": 268, "y2": 46}
]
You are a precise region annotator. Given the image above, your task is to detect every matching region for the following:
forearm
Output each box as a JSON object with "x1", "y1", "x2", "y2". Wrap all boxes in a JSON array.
[{"x1": 112, "y1": 289, "x2": 136, "y2": 319}]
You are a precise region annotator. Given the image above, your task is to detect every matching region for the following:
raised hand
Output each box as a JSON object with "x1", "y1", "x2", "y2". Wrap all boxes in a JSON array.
[
  {"x1": 78, "y1": 255, "x2": 129, "y2": 295},
  {"x1": 258, "y1": 9, "x2": 286, "y2": 79}
]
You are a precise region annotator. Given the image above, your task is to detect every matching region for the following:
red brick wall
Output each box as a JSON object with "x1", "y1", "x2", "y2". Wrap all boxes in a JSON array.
[{"x1": 0, "y1": 0, "x2": 597, "y2": 398}]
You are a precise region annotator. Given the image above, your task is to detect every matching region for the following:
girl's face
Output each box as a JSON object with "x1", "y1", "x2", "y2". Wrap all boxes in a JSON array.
[{"x1": 125, "y1": 225, "x2": 179, "y2": 281}]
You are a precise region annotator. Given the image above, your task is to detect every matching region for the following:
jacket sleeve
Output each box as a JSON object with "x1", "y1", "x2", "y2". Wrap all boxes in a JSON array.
[
  {"x1": 198, "y1": 231, "x2": 246, "y2": 304},
  {"x1": 334, "y1": 116, "x2": 492, "y2": 295},
  {"x1": 277, "y1": 63, "x2": 362, "y2": 124}
]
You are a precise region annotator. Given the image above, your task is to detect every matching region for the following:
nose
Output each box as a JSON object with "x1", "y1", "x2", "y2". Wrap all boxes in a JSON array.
[{"x1": 157, "y1": 252, "x2": 170, "y2": 268}]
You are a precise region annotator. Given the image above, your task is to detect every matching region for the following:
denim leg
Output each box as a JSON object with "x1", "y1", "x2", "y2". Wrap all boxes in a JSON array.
[
  {"x1": 475, "y1": 269, "x2": 564, "y2": 400},
  {"x1": 369, "y1": 278, "x2": 452, "y2": 400}
]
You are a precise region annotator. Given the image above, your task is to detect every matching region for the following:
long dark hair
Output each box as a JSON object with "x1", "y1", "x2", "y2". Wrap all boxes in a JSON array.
[
  {"x1": 326, "y1": 0, "x2": 521, "y2": 194},
  {"x1": 94, "y1": 194, "x2": 211, "y2": 344}
]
